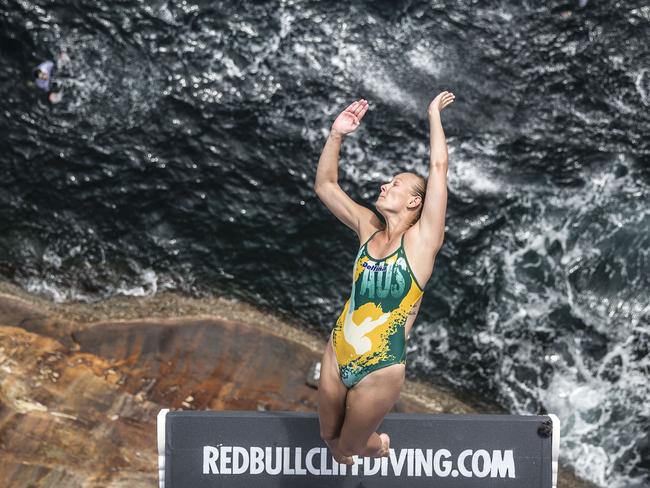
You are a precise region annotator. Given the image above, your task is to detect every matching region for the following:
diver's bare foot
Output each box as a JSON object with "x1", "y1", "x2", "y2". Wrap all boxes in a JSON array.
[
  {"x1": 335, "y1": 451, "x2": 355, "y2": 465},
  {"x1": 324, "y1": 438, "x2": 355, "y2": 465},
  {"x1": 377, "y1": 433, "x2": 390, "y2": 457}
]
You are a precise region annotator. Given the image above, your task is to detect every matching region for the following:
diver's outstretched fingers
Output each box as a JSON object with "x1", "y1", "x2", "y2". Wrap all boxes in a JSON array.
[
  {"x1": 356, "y1": 102, "x2": 369, "y2": 121},
  {"x1": 347, "y1": 98, "x2": 366, "y2": 112},
  {"x1": 343, "y1": 100, "x2": 360, "y2": 113},
  {"x1": 442, "y1": 94, "x2": 455, "y2": 109},
  {"x1": 352, "y1": 99, "x2": 367, "y2": 116},
  {"x1": 428, "y1": 90, "x2": 456, "y2": 114},
  {"x1": 332, "y1": 99, "x2": 368, "y2": 135}
]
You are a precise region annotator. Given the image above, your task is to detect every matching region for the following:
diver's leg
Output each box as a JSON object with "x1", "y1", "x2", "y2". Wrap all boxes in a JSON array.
[
  {"x1": 337, "y1": 363, "x2": 405, "y2": 459},
  {"x1": 317, "y1": 333, "x2": 351, "y2": 463}
]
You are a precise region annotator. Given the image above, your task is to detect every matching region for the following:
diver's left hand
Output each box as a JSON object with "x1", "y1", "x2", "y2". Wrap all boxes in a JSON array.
[
  {"x1": 427, "y1": 91, "x2": 455, "y2": 116},
  {"x1": 331, "y1": 99, "x2": 369, "y2": 136}
]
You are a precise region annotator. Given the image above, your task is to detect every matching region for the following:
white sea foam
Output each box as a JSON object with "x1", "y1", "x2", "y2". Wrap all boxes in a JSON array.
[
  {"x1": 406, "y1": 41, "x2": 445, "y2": 77},
  {"x1": 634, "y1": 68, "x2": 649, "y2": 106},
  {"x1": 492, "y1": 156, "x2": 649, "y2": 487},
  {"x1": 412, "y1": 152, "x2": 649, "y2": 487},
  {"x1": 22, "y1": 267, "x2": 168, "y2": 303}
]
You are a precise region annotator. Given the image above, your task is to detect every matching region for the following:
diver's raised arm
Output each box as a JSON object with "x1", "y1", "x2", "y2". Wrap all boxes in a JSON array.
[
  {"x1": 313, "y1": 99, "x2": 379, "y2": 235},
  {"x1": 416, "y1": 91, "x2": 455, "y2": 252},
  {"x1": 314, "y1": 99, "x2": 369, "y2": 188}
]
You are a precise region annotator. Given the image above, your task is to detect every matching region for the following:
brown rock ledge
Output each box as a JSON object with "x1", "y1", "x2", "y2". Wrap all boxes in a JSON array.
[{"x1": 0, "y1": 281, "x2": 596, "y2": 487}]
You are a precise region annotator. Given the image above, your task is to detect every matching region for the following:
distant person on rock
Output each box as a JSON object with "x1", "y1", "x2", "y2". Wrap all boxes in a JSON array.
[{"x1": 34, "y1": 52, "x2": 70, "y2": 104}]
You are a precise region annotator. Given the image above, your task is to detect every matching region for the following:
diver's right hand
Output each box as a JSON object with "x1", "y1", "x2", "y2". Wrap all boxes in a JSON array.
[{"x1": 331, "y1": 99, "x2": 369, "y2": 136}]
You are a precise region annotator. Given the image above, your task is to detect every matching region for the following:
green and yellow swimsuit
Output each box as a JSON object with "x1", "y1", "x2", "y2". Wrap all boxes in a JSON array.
[{"x1": 331, "y1": 229, "x2": 424, "y2": 389}]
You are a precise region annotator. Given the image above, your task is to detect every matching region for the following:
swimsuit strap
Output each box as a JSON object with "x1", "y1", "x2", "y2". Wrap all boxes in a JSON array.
[{"x1": 360, "y1": 229, "x2": 382, "y2": 250}]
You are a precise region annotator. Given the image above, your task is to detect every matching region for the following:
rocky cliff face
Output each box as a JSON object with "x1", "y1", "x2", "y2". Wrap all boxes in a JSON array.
[{"x1": 0, "y1": 282, "x2": 595, "y2": 487}]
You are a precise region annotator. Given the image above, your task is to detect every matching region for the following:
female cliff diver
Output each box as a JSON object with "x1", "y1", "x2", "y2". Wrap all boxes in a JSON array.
[{"x1": 313, "y1": 91, "x2": 455, "y2": 465}]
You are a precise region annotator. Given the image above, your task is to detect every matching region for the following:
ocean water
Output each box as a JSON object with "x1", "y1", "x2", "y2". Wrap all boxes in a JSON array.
[{"x1": 1, "y1": 0, "x2": 649, "y2": 485}]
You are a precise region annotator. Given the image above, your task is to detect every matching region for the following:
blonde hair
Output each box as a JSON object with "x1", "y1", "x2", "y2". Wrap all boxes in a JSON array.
[{"x1": 409, "y1": 173, "x2": 427, "y2": 226}]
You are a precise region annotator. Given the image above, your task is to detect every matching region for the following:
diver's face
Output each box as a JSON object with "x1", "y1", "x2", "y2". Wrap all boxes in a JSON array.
[
  {"x1": 38, "y1": 70, "x2": 48, "y2": 80},
  {"x1": 376, "y1": 173, "x2": 412, "y2": 211}
]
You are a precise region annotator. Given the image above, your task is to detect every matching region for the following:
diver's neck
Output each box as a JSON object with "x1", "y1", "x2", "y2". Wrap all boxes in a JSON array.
[{"x1": 382, "y1": 216, "x2": 409, "y2": 241}]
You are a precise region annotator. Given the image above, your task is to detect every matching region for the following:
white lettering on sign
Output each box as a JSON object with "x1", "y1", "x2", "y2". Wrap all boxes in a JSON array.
[{"x1": 202, "y1": 445, "x2": 516, "y2": 478}]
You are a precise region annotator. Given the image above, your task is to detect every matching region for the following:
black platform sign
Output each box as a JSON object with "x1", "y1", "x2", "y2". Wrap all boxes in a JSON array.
[{"x1": 157, "y1": 409, "x2": 560, "y2": 488}]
